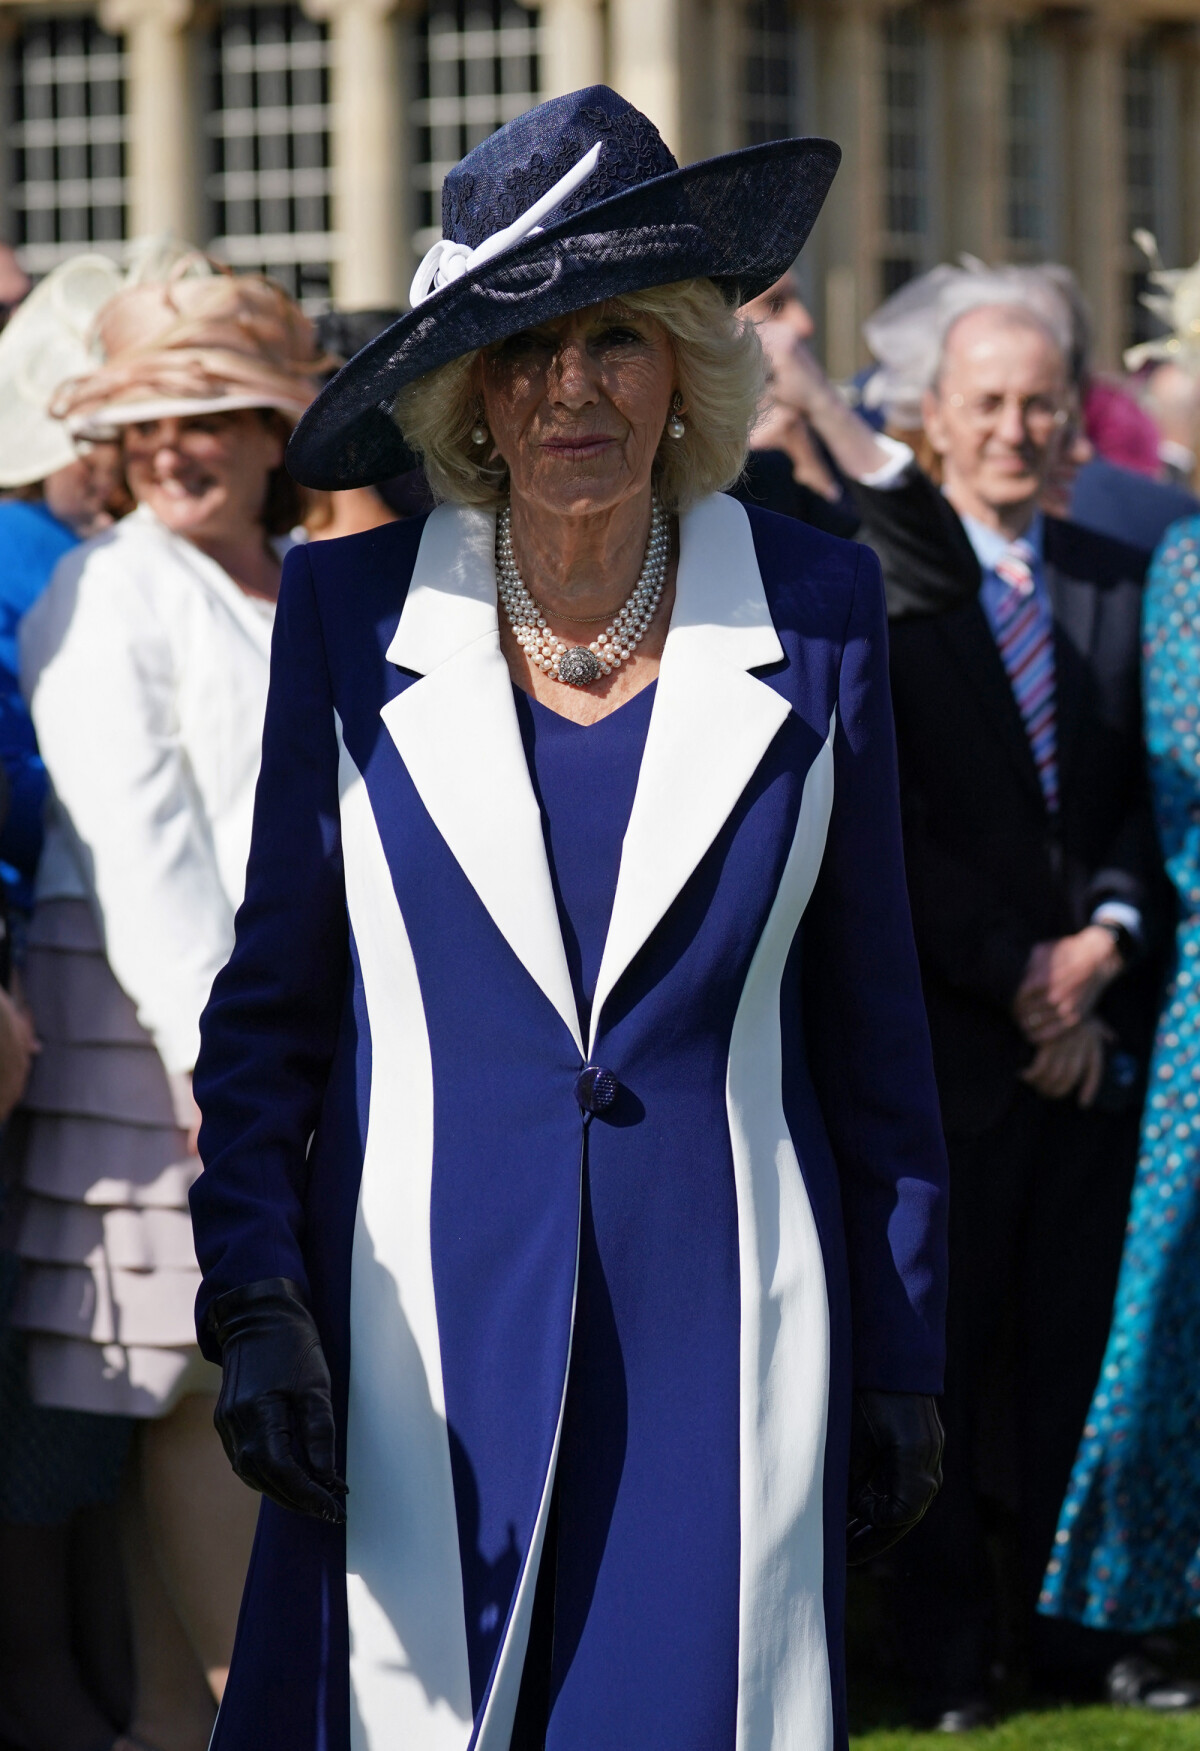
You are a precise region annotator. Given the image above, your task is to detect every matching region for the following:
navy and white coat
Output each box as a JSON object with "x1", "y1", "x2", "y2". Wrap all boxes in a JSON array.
[{"x1": 191, "y1": 491, "x2": 948, "y2": 1751}]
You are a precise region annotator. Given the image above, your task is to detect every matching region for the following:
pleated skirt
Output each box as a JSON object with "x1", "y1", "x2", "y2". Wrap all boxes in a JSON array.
[{"x1": 11, "y1": 898, "x2": 219, "y2": 1417}]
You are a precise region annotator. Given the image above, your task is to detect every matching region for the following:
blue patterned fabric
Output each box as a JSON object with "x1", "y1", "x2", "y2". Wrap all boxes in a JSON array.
[{"x1": 1039, "y1": 515, "x2": 1200, "y2": 1631}]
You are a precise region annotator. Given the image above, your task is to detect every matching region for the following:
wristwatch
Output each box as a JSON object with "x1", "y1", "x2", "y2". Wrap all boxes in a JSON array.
[{"x1": 1096, "y1": 918, "x2": 1136, "y2": 969}]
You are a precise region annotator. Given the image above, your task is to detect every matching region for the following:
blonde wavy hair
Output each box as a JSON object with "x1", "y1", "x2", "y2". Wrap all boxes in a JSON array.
[{"x1": 392, "y1": 277, "x2": 764, "y2": 513}]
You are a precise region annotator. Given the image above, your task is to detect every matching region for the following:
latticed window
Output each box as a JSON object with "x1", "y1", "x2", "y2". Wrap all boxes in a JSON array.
[
  {"x1": 10, "y1": 15, "x2": 127, "y2": 276},
  {"x1": 1125, "y1": 34, "x2": 1180, "y2": 346},
  {"x1": 880, "y1": 6, "x2": 928, "y2": 297},
  {"x1": 1005, "y1": 21, "x2": 1050, "y2": 257},
  {"x1": 741, "y1": 0, "x2": 799, "y2": 146},
  {"x1": 206, "y1": 4, "x2": 334, "y2": 306},
  {"x1": 413, "y1": 0, "x2": 541, "y2": 262}
]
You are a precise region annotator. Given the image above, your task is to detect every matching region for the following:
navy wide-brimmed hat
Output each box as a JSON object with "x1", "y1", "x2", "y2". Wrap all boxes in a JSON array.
[{"x1": 287, "y1": 85, "x2": 841, "y2": 489}]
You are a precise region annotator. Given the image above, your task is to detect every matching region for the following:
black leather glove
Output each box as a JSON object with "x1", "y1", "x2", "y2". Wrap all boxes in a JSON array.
[
  {"x1": 207, "y1": 1277, "x2": 347, "y2": 1523},
  {"x1": 846, "y1": 1389, "x2": 943, "y2": 1567}
]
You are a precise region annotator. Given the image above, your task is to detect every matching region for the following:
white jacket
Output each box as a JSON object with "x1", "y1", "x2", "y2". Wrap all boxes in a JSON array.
[{"x1": 21, "y1": 506, "x2": 279, "y2": 1074}]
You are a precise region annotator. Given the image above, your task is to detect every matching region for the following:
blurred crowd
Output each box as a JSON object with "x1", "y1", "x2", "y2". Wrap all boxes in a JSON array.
[{"x1": 0, "y1": 223, "x2": 1198, "y2": 1747}]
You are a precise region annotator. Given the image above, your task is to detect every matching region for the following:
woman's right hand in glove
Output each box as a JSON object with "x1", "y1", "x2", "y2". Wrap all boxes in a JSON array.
[{"x1": 207, "y1": 1276, "x2": 347, "y2": 1522}]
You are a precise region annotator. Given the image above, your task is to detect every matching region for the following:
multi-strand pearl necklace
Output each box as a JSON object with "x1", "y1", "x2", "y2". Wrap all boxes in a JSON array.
[{"x1": 496, "y1": 496, "x2": 669, "y2": 687}]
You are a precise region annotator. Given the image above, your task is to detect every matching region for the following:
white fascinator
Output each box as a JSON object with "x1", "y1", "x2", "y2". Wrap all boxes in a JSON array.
[{"x1": 0, "y1": 253, "x2": 125, "y2": 489}]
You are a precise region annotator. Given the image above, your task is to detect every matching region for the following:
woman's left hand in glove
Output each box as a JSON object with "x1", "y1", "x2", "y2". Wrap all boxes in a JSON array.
[{"x1": 846, "y1": 1390, "x2": 944, "y2": 1566}]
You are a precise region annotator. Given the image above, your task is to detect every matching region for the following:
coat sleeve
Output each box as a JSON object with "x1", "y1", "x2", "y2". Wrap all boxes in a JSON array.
[
  {"x1": 190, "y1": 547, "x2": 349, "y2": 1353},
  {"x1": 893, "y1": 777, "x2": 1038, "y2": 1011},
  {"x1": 22, "y1": 540, "x2": 234, "y2": 1073},
  {"x1": 801, "y1": 544, "x2": 949, "y2": 1394},
  {"x1": 849, "y1": 466, "x2": 981, "y2": 618}
]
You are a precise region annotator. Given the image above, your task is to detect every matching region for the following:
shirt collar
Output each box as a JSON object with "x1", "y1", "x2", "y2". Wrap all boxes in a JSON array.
[{"x1": 958, "y1": 507, "x2": 1044, "y2": 574}]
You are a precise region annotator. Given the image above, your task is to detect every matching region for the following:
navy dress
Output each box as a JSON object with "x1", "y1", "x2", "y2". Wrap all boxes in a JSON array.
[{"x1": 512, "y1": 682, "x2": 739, "y2": 1746}]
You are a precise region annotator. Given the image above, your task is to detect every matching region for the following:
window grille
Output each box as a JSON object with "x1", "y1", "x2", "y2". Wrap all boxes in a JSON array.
[
  {"x1": 206, "y1": 4, "x2": 335, "y2": 307},
  {"x1": 880, "y1": 6, "x2": 928, "y2": 294},
  {"x1": 413, "y1": 0, "x2": 541, "y2": 263},
  {"x1": 741, "y1": 0, "x2": 799, "y2": 146},
  {"x1": 739, "y1": 0, "x2": 813, "y2": 308},
  {"x1": 1005, "y1": 22, "x2": 1050, "y2": 256},
  {"x1": 1125, "y1": 35, "x2": 1180, "y2": 346},
  {"x1": 9, "y1": 16, "x2": 127, "y2": 276}
]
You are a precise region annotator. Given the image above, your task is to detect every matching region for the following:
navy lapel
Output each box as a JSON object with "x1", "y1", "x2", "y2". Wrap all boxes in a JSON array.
[{"x1": 935, "y1": 599, "x2": 1045, "y2": 810}]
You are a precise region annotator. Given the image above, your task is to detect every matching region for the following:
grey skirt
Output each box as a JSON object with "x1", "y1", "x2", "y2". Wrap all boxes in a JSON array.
[{"x1": 10, "y1": 898, "x2": 219, "y2": 1417}]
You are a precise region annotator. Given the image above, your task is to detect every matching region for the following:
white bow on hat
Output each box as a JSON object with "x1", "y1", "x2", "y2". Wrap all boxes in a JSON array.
[{"x1": 409, "y1": 141, "x2": 603, "y2": 309}]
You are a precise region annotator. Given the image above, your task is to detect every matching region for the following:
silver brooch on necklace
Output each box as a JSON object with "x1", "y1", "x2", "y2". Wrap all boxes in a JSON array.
[{"x1": 496, "y1": 496, "x2": 669, "y2": 687}]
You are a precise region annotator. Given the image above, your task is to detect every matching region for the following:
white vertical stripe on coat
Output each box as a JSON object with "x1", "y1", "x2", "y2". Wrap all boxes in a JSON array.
[
  {"x1": 336, "y1": 718, "x2": 474, "y2": 1750},
  {"x1": 727, "y1": 708, "x2": 837, "y2": 1751}
]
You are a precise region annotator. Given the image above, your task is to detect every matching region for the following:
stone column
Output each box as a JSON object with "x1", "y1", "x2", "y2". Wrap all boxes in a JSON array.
[
  {"x1": 813, "y1": 0, "x2": 882, "y2": 378},
  {"x1": 610, "y1": 0, "x2": 682, "y2": 156},
  {"x1": 99, "y1": 0, "x2": 200, "y2": 243},
  {"x1": 1064, "y1": 7, "x2": 1131, "y2": 371},
  {"x1": 540, "y1": 0, "x2": 605, "y2": 101},
  {"x1": 308, "y1": 0, "x2": 411, "y2": 308},
  {"x1": 707, "y1": 0, "x2": 742, "y2": 158},
  {"x1": 943, "y1": 1, "x2": 1008, "y2": 262}
]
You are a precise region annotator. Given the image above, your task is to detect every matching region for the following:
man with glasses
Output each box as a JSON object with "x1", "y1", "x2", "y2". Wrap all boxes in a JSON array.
[{"x1": 787, "y1": 299, "x2": 1161, "y2": 1726}]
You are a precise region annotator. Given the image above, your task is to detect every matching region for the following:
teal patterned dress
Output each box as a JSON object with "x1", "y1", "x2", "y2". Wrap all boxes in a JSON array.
[{"x1": 1039, "y1": 515, "x2": 1200, "y2": 1630}]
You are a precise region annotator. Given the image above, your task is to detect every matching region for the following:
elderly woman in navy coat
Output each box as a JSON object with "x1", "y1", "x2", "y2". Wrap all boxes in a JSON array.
[{"x1": 189, "y1": 87, "x2": 949, "y2": 1751}]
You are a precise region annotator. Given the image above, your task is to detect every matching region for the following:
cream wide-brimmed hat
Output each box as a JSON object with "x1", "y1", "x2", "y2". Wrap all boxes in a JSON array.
[
  {"x1": 0, "y1": 252, "x2": 124, "y2": 489},
  {"x1": 53, "y1": 252, "x2": 332, "y2": 435}
]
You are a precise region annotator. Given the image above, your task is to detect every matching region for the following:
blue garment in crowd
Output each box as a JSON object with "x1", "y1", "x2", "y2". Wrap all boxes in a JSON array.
[
  {"x1": 0, "y1": 499, "x2": 78, "y2": 904},
  {"x1": 1069, "y1": 457, "x2": 1198, "y2": 557},
  {"x1": 1040, "y1": 514, "x2": 1200, "y2": 1630}
]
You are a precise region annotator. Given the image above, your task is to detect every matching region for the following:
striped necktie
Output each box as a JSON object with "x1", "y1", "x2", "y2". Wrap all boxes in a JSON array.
[{"x1": 991, "y1": 538, "x2": 1059, "y2": 813}]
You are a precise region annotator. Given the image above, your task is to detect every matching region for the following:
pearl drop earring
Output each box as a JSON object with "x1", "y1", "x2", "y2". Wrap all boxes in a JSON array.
[
  {"x1": 667, "y1": 394, "x2": 685, "y2": 440},
  {"x1": 471, "y1": 420, "x2": 489, "y2": 446}
]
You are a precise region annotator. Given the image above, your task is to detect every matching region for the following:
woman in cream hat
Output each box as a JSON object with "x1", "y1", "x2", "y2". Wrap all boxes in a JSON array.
[{"x1": 15, "y1": 255, "x2": 326, "y2": 1750}]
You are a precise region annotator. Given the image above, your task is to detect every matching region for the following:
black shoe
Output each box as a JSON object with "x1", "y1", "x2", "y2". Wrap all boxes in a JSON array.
[
  {"x1": 921, "y1": 1697, "x2": 995, "y2": 1733},
  {"x1": 1107, "y1": 1655, "x2": 1200, "y2": 1713}
]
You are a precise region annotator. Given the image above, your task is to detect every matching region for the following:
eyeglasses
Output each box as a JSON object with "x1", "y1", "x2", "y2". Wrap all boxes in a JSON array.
[{"x1": 946, "y1": 391, "x2": 1069, "y2": 437}]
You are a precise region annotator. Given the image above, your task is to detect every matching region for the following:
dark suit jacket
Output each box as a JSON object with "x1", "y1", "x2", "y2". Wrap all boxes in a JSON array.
[
  {"x1": 852, "y1": 467, "x2": 1163, "y2": 1135},
  {"x1": 1070, "y1": 456, "x2": 1198, "y2": 555},
  {"x1": 729, "y1": 448, "x2": 862, "y2": 540}
]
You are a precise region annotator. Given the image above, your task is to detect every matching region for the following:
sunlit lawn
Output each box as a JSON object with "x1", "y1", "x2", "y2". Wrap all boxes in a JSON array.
[
  {"x1": 846, "y1": 1571, "x2": 1200, "y2": 1750},
  {"x1": 853, "y1": 1711, "x2": 1200, "y2": 1749}
]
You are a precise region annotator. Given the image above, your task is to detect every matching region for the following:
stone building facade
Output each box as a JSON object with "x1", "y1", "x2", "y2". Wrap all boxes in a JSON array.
[{"x1": 0, "y1": 0, "x2": 1196, "y2": 368}]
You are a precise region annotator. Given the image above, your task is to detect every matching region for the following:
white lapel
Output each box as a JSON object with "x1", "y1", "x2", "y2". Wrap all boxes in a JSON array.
[
  {"x1": 587, "y1": 494, "x2": 790, "y2": 1056},
  {"x1": 381, "y1": 505, "x2": 583, "y2": 1054}
]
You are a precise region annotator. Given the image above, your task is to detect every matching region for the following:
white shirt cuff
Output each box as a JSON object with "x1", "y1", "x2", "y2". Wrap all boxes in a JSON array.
[
  {"x1": 854, "y1": 434, "x2": 915, "y2": 490},
  {"x1": 1090, "y1": 901, "x2": 1143, "y2": 943}
]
